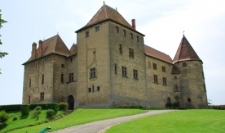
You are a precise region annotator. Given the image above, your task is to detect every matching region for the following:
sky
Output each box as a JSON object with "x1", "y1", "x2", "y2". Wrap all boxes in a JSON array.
[{"x1": 0, "y1": 0, "x2": 225, "y2": 105}]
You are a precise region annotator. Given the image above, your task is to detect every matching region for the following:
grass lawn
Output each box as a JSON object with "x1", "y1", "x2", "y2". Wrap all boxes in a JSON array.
[
  {"x1": 106, "y1": 109, "x2": 225, "y2": 133},
  {"x1": 8, "y1": 108, "x2": 146, "y2": 133},
  {"x1": 0, "y1": 110, "x2": 65, "y2": 133}
]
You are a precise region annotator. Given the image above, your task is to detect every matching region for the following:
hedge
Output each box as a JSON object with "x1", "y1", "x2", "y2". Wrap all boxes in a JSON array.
[
  {"x1": 21, "y1": 105, "x2": 30, "y2": 115},
  {"x1": 0, "y1": 104, "x2": 21, "y2": 112},
  {"x1": 47, "y1": 103, "x2": 58, "y2": 112},
  {"x1": 30, "y1": 104, "x2": 47, "y2": 110}
]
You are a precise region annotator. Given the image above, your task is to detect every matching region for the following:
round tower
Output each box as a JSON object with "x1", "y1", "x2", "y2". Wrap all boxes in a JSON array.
[{"x1": 173, "y1": 35, "x2": 207, "y2": 108}]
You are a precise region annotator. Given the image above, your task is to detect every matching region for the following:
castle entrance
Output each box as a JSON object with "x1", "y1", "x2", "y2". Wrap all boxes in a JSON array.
[{"x1": 68, "y1": 95, "x2": 74, "y2": 110}]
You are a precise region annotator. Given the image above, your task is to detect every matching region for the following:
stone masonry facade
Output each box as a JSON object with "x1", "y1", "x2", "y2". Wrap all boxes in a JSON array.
[{"x1": 22, "y1": 4, "x2": 208, "y2": 109}]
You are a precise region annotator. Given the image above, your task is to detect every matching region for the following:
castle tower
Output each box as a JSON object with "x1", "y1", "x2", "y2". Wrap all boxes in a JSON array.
[
  {"x1": 173, "y1": 35, "x2": 207, "y2": 108},
  {"x1": 75, "y1": 4, "x2": 146, "y2": 107}
]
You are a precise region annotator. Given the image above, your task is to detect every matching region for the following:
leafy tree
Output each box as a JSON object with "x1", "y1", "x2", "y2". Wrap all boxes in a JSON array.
[{"x1": 0, "y1": 9, "x2": 8, "y2": 74}]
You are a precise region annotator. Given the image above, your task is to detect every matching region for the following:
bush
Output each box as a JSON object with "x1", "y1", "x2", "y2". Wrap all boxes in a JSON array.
[
  {"x1": 46, "y1": 109, "x2": 55, "y2": 117},
  {"x1": 21, "y1": 104, "x2": 30, "y2": 115},
  {"x1": 0, "y1": 110, "x2": 9, "y2": 123},
  {"x1": 58, "y1": 102, "x2": 68, "y2": 110},
  {"x1": 0, "y1": 104, "x2": 21, "y2": 112},
  {"x1": 166, "y1": 101, "x2": 173, "y2": 108},
  {"x1": 47, "y1": 103, "x2": 58, "y2": 112},
  {"x1": 33, "y1": 106, "x2": 42, "y2": 120},
  {"x1": 173, "y1": 102, "x2": 180, "y2": 108}
]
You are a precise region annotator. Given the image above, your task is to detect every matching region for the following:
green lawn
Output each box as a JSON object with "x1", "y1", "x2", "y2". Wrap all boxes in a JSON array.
[
  {"x1": 8, "y1": 108, "x2": 146, "y2": 133},
  {"x1": 106, "y1": 109, "x2": 225, "y2": 133},
  {"x1": 1, "y1": 110, "x2": 65, "y2": 133}
]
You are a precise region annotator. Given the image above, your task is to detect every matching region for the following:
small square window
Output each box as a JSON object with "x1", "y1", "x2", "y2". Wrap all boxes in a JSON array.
[
  {"x1": 187, "y1": 98, "x2": 191, "y2": 102},
  {"x1": 90, "y1": 68, "x2": 96, "y2": 78},
  {"x1": 88, "y1": 88, "x2": 91, "y2": 93},
  {"x1": 97, "y1": 86, "x2": 100, "y2": 91},
  {"x1": 153, "y1": 75, "x2": 158, "y2": 84},
  {"x1": 183, "y1": 63, "x2": 187, "y2": 67},
  {"x1": 61, "y1": 64, "x2": 65, "y2": 68},
  {"x1": 162, "y1": 66, "x2": 166, "y2": 72}
]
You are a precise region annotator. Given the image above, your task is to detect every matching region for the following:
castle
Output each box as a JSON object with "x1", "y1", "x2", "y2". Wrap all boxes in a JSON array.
[{"x1": 22, "y1": 4, "x2": 208, "y2": 109}]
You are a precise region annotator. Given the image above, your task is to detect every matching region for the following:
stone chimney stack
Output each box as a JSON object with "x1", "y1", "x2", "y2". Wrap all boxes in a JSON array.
[
  {"x1": 31, "y1": 42, "x2": 37, "y2": 59},
  {"x1": 132, "y1": 19, "x2": 136, "y2": 30},
  {"x1": 39, "y1": 40, "x2": 43, "y2": 56}
]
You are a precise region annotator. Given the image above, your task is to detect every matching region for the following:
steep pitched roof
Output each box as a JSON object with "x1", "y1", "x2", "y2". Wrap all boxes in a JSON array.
[
  {"x1": 70, "y1": 44, "x2": 77, "y2": 55},
  {"x1": 144, "y1": 45, "x2": 173, "y2": 64},
  {"x1": 173, "y1": 35, "x2": 202, "y2": 63},
  {"x1": 23, "y1": 35, "x2": 70, "y2": 64},
  {"x1": 76, "y1": 4, "x2": 135, "y2": 33}
]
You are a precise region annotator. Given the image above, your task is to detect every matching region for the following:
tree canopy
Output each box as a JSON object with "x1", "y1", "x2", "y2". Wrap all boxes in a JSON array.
[{"x1": 0, "y1": 9, "x2": 8, "y2": 74}]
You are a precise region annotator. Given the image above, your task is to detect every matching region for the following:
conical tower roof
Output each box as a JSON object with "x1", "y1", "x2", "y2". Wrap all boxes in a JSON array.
[{"x1": 173, "y1": 35, "x2": 202, "y2": 63}]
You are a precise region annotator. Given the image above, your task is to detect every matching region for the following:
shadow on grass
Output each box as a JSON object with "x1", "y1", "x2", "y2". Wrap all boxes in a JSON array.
[
  {"x1": 20, "y1": 114, "x2": 29, "y2": 119},
  {"x1": 0, "y1": 122, "x2": 8, "y2": 131}
]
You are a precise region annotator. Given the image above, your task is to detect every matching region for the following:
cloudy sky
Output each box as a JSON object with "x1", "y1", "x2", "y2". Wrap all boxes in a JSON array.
[{"x1": 0, "y1": 0, "x2": 225, "y2": 105}]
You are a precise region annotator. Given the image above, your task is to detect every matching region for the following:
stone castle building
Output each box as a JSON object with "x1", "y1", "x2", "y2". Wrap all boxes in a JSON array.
[{"x1": 22, "y1": 4, "x2": 208, "y2": 109}]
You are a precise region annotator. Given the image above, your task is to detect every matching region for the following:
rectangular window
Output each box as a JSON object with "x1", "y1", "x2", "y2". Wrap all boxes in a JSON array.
[
  {"x1": 88, "y1": 88, "x2": 91, "y2": 93},
  {"x1": 153, "y1": 75, "x2": 158, "y2": 84},
  {"x1": 115, "y1": 63, "x2": 117, "y2": 74},
  {"x1": 153, "y1": 63, "x2": 157, "y2": 70},
  {"x1": 36, "y1": 63, "x2": 38, "y2": 69},
  {"x1": 95, "y1": 26, "x2": 100, "y2": 32},
  {"x1": 40, "y1": 92, "x2": 44, "y2": 101},
  {"x1": 29, "y1": 78, "x2": 31, "y2": 87},
  {"x1": 61, "y1": 64, "x2": 65, "y2": 68},
  {"x1": 61, "y1": 73, "x2": 64, "y2": 83},
  {"x1": 115, "y1": 26, "x2": 119, "y2": 33},
  {"x1": 174, "y1": 85, "x2": 179, "y2": 92},
  {"x1": 163, "y1": 77, "x2": 167, "y2": 86},
  {"x1": 122, "y1": 66, "x2": 127, "y2": 77},
  {"x1": 129, "y1": 48, "x2": 134, "y2": 58},
  {"x1": 119, "y1": 44, "x2": 123, "y2": 54},
  {"x1": 92, "y1": 85, "x2": 94, "y2": 92},
  {"x1": 136, "y1": 36, "x2": 139, "y2": 42},
  {"x1": 162, "y1": 66, "x2": 166, "y2": 72},
  {"x1": 133, "y1": 69, "x2": 138, "y2": 80},
  {"x1": 123, "y1": 30, "x2": 126, "y2": 37},
  {"x1": 42, "y1": 74, "x2": 44, "y2": 84},
  {"x1": 90, "y1": 68, "x2": 96, "y2": 78},
  {"x1": 69, "y1": 73, "x2": 74, "y2": 82},
  {"x1": 85, "y1": 31, "x2": 89, "y2": 38},
  {"x1": 97, "y1": 86, "x2": 100, "y2": 91},
  {"x1": 130, "y1": 33, "x2": 133, "y2": 39}
]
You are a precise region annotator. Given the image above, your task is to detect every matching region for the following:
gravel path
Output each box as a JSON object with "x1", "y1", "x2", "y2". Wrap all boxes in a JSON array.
[{"x1": 53, "y1": 110, "x2": 175, "y2": 133}]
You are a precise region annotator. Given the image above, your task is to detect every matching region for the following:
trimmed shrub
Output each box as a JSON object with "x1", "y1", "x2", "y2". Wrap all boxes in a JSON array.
[
  {"x1": 47, "y1": 103, "x2": 58, "y2": 112},
  {"x1": 166, "y1": 101, "x2": 173, "y2": 108},
  {"x1": 21, "y1": 104, "x2": 30, "y2": 115},
  {"x1": 173, "y1": 102, "x2": 180, "y2": 108},
  {"x1": 0, "y1": 110, "x2": 9, "y2": 123},
  {"x1": 46, "y1": 109, "x2": 55, "y2": 117},
  {"x1": 0, "y1": 104, "x2": 21, "y2": 112},
  {"x1": 58, "y1": 102, "x2": 68, "y2": 110}
]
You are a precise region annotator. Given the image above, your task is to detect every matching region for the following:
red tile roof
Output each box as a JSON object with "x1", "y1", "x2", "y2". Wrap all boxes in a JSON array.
[
  {"x1": 76, "y1": 4, "x2": 143, "y2": 35},
  {"x1": 173, "y1": 35, "x2": 202, "y2": 63},
  {"x1": 144, "y1": 45, "x2": 173, "y2": 64},
  {"x1": 23, "y1": 35, "x2": 70, "y2": 64}
]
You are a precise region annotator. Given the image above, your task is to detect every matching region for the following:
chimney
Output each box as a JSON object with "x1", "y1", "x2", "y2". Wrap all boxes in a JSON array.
[
  {"x1": 132, "y1": 19, "x2": 136, "y2": 30},
  {"x1": 32, "y1": 42, "x2": 37, "y2": 59},
  {"x1": 39, "y1": 40, "x2": 43, "y2": 56}
]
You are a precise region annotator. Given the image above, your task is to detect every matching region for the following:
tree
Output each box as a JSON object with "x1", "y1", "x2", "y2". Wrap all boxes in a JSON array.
[{"x1": 0, "y1": 9, "x2": 8, "y2": 74}]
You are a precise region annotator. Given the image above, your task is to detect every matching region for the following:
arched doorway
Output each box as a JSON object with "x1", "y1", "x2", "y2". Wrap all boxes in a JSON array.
[{"x1": 68, "y1": 95, "x2": 74, "y2": 110}]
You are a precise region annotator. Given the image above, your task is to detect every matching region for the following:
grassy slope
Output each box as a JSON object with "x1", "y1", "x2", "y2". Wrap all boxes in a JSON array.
[
  {"x1": 106, "y1": 109, "x2": 225, "y2": 133},
  {"x1": 9, "y1": 109, "x2": 146, "y2": 133},
  {"x1": 1, "y1": 110, "x2": 64, "y2": 133}
]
